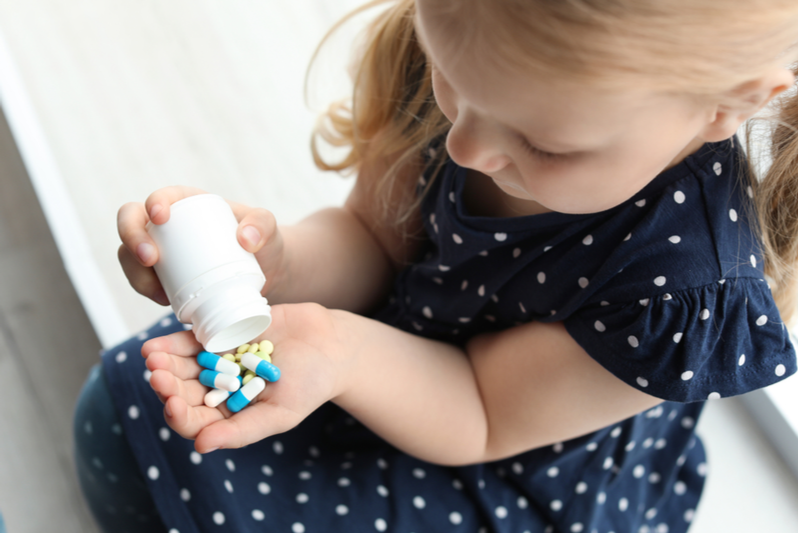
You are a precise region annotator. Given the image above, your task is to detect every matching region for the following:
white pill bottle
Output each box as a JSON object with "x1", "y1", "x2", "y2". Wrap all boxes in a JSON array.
[{"x1": 146, "y1": 194, "x2": 271, "y2": 353}]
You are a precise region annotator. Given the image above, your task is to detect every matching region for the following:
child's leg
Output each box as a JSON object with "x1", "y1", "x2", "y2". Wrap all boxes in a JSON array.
[{"x1": 73, "y1": 364, "x2": 168, "y2": 533}]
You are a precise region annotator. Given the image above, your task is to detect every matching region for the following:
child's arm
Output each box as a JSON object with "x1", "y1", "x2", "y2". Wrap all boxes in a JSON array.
[
  {"x1": 330, "y1": 308, "x2": 664, "y2": 465},
  {"x1": 267, "y1": 155, "x2": 426, "y2": 313},
  {"x1": 146, "y1": 302, "x2": 662, "y2": 464}
]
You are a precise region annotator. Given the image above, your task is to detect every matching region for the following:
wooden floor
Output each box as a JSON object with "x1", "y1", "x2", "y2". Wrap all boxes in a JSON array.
[{"x1": 0, "y1": 107, "x2": 101, "y2": 532}]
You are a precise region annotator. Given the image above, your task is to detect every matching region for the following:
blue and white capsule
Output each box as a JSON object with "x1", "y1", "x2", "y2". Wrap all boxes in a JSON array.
[
  {"x1": 226, "y1": 376, "x2": 266, "y2": 413},
  {"x1": 199, "y1": 369, "x2": 241, "y2": 392},
  {"x1": 197, "y1": 351, "x2": 241, "y2": 376},
  {"x1": 241, "y1": 352, "x2": 281, "y2": 382},
  {"x1": 204, "y1": 376, "x2": 243, "y2": 408}
]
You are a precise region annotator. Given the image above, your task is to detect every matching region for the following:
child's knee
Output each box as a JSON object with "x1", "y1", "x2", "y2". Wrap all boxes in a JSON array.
[
  {"x1": 74, "y1": 364, "x2": 117, "y2": 435},
  {"x1": 73, "y1": 364, "x2": 129, "y2": 468},
  {"x1": 74, "y1": 362, "x2": 148, "y2": 489}
]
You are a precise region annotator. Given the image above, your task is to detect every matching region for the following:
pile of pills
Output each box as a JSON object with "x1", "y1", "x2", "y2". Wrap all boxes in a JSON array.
[{"x1": 197, "y1": 340, "x2": 281, "y2": 413}]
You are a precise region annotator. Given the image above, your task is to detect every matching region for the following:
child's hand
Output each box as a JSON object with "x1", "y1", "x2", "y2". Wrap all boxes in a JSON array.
[
  {"x1": 118, "y1": 185, "x2": 285, "y2": 306},
  {"x1": 142, "y1": 303, "x2": 346, "y2": 453}
]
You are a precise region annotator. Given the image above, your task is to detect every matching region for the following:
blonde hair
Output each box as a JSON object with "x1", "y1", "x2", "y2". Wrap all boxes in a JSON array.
[
  {"x1": 310, "y1": 0, "x2": 797, "y2": 320},
  {"x1": 310, "y1": 0, "x2": 449, "y2": 227},
  {"x1": 744, "y1": 65, "x2": 798, "y2": 324}
]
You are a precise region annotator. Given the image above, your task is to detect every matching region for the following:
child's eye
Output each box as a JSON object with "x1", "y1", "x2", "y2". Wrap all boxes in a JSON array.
[{"x1": 518, "y1": 137, "x2": 562, "y2": 160}]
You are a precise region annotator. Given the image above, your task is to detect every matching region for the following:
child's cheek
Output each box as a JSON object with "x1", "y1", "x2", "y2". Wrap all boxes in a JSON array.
[{"x1": 431, "y1": 69, "x2": 458, "y2": 123}]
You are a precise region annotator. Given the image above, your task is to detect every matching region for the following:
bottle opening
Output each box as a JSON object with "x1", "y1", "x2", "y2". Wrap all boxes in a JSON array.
[
  {"x1": 203, "y1": 314, "x2": 272, "y2": 353},
  {"x1": 191, "y1": 281, "x2": 272, "y2": 353}
]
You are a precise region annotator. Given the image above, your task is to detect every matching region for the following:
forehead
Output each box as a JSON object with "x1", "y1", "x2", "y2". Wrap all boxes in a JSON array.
[{"x1": 414, "y1": 1, "x2": 657, "y2": 149}]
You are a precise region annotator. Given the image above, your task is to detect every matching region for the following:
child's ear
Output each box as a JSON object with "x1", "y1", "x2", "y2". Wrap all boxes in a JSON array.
[{"x1": 699, "y1": 68, "x2": 796, "y2": 142}]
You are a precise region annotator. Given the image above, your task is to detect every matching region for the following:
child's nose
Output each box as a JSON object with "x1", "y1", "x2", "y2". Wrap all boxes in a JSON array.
[{"x1": 445, "y1": 113, "x2": 510, "y2": 174}]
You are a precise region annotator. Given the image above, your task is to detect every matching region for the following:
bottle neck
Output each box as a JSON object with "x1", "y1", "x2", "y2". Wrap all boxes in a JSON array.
[{"x1": 191, "y1": 280, "x2": 271, "y2": 353}]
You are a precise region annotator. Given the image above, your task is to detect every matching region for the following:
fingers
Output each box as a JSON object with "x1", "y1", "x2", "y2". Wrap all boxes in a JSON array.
[
  {"x1": 194, "y1": 399, "x2": 302, "y2": 453},
  {"x1": 233, "y1": 206, "x2": 279, "y2": 254},
  {"x1": 117, "y1": 202, "x2": 159, "y2": 267},
  {"x1": 164, "y1": 395, "x2": 225, "y2": 440},
  {"x1": 149, "y1": 369, "x2": 207, "y2": 405},
  {"x1": 118, "y1": 187, "x2": 277, "y2": 302},
  {"x1": 117, "y1": 185, "x2": 207, "y2": 268},
  {"x1": 142, "y1": 330, "x2": 203, "y2": 358},
  {"x1": 117, "y1": 186, "x2": 205, "y2": 305},
  {"x1": 118, "y1": 244, "x2": 169, "y2": 304},
  {"x1": 146, "y1": 351, "x2": 202, "y2": 380},
  {"x1": 144, "y1": 185, "x2": 207, "y2": 225}
]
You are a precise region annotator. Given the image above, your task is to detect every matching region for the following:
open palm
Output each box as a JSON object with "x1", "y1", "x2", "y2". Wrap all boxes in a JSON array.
[{"x1": 142, "y1": 303, "x2": 345, "y2": 453}]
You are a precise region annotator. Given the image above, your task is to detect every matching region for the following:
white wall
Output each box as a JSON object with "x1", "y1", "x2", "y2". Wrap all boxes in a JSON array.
[{"x1": 0, "y1": 0, "x2": 368, "y2": 346}]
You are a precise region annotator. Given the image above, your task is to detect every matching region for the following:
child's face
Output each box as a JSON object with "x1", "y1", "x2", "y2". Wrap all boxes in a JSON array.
[{"x1": 415, "y1": 2, "x2": 713, "y2": 215}]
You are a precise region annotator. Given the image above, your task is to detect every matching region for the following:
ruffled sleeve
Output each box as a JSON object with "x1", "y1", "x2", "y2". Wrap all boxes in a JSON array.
[{"x1": 564, "y1": 278, "x2": 796, "y2": 403}]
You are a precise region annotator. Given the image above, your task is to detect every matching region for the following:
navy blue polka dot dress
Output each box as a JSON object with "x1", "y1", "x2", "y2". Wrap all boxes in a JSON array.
[{"x1": 102, "y1": 138, "x2": 795, "y2": 533}]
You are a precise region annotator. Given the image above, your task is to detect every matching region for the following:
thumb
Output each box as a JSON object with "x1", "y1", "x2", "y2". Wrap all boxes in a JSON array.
[
  {"x1": 194, "y1": 401, "x2": 300, "y2": 452},
  {"x1": 236, "y1": 208, "x2": 278, "y2": 253}
]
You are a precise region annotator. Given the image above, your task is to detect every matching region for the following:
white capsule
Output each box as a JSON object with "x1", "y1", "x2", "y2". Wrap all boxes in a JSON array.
[
  {"x1": 203, "y1": 376, "x2": 242, "y2": 407},
  {"x1": 204, "y1": 387, "x2": 233, "y2": 408}
]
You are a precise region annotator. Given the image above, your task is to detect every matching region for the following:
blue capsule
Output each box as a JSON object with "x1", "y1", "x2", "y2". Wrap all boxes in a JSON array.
[
  {"x1": 197, "y1": 351, "x2": 240, "y2": 376},
  {"x1": 227, "y1": 377, "x2": 266, "y2": 413},
  {"x1": 199, "y1": 369, "x2": 240, "y2": 392}
]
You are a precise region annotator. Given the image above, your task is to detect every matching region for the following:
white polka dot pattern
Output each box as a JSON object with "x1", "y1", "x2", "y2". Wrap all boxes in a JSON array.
[{"x1": 99, "y1": 141, "x2": 795, "y2": 533}]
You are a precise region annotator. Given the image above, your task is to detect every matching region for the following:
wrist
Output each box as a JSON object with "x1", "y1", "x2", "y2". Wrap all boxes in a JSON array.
[{"x1": 327, "y1": 309, "x2": 365, "y2": 403}]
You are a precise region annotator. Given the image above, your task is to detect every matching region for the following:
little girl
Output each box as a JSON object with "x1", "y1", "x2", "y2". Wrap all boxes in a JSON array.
[{"x1": 75, "y1": 0, "x2": 797, "y2": 532}]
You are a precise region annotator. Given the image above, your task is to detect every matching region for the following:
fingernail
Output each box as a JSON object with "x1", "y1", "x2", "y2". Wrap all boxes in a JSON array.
[
  {"x1": 149, "y1": 204, "x2": 163, "y2": 220},
  {"x1": 153, "y1": 288, "x2": 170, "y2": 306},
  {"x1": 242, "y1": 226, "x2": 261, "y2": 247},
  {"x1": 204, "y1": 447, "x2": 219, "y2": 454},
  {"x1": 164, "y1": 404, "x2": 173, "y2": 418},
  {"x1": 137, "y1": 242, "x2": 155, "y2": 263}
]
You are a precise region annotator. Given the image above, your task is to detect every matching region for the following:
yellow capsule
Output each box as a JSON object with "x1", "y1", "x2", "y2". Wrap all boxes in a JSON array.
[
  {"x1": 237, "y1": 344, "x2": 249, "y2": 354},
  {"x1": 242, "y1": 373, "x2": 255, "y2": 385},
  {"x1": 234, "y1": 353, "x2": 242, "y2": 362},
  {"x1": 238, "y1": 363, "x2": 246, "y2": 374},
  {"x1": 222, "y1": 354, "x2": 236, "y2": 362},
  {"x1": 259, "y1": 340, "x2": 274, "y2": 355},
  {"x1": 248, "y1": 343, "x2": 259, "y2": 353}
]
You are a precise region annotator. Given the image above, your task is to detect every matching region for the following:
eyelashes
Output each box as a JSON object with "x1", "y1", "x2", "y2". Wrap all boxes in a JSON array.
[{"x1": 518, "y1": 136, "x2": 561, "y2": 161}]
